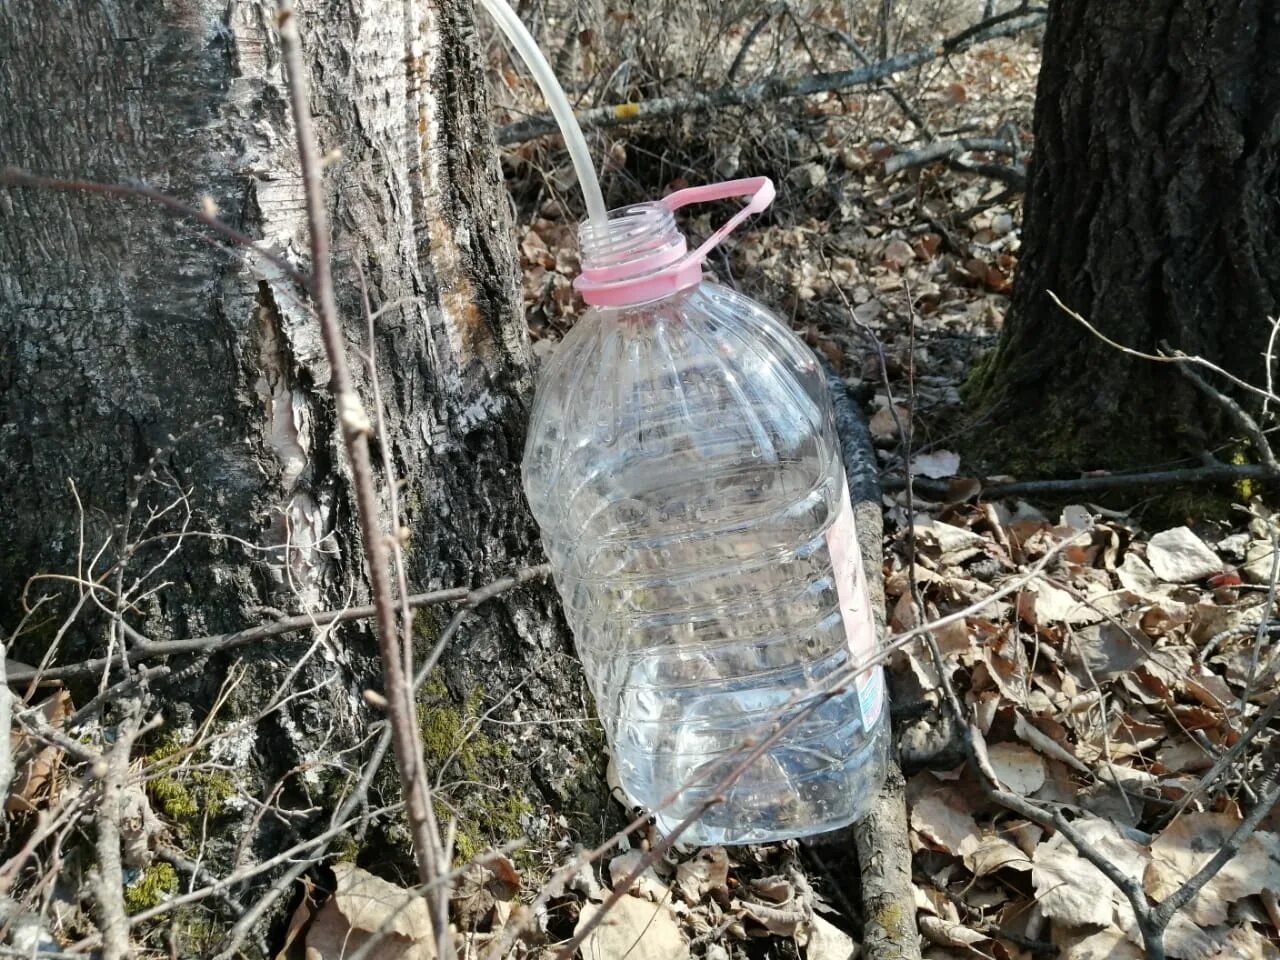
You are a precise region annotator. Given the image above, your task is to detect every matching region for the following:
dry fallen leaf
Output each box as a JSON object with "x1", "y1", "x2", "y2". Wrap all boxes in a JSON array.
[
  {"x1": 306, "y1": 863, "x2": 434, "y2": 960},
  {"x1": 1054, "y1": 926, "x2": 1144, "y2": 960},
  {"x1": 800, "y1": 914, "x2": 856, "y2": 960},
  {"x1": 911, "y1": 449, "x2": 961, "y2": 479},
  {"x1": 740, "y1": 899, "x2": 807, "y2": 936},
  {"x1": 919, "y1": 916, "x2": 997, "y2": 956},
  {"x1": 674, "y1": 846, "x2": 728, "y2": 903},
  {"x1": 1144, "y1": 814, "x2": 1280, "y2": 926},
  {"x1": 1032, "y1": 816, "x2": 1148, "y2": 929},
  {"x1": 986, "y1": 741, "x2": 1046, "y2": 796},
  {"x1": 608, "y1": 851, "x2": 669, "y2": 902},
  {"x1": 576, "y1": 898, "x2": 690, "y2": 960},
  {"x1": 964, "y1": 833, "x2": 1032, "y2": 876},
  {"x1": 910, "y1": 789, "x2": 980, "y2": 859},
  {"x1": 869, "y1": 404, "x2": 910, "y2": 441},
  {"x1": 276, "y1": 878, "x2": 315, "y2": 960},
  {"x1": 1147, "y1": 527, "x2": 1223, "y2": 583},
  {"x1": 1207, "y1": 922, "x2": 1280, "y2": 959},
  {"x1": 7, "y1": 689, "x2": 73, "y2": 815}
]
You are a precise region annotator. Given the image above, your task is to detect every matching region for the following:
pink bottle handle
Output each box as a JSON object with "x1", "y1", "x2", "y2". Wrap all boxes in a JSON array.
[
  {"x1": 662, "y1": 176, "x2": 776, "y2": 263},
  {"x1": 575, "y1": 177, "x2": 775, "y2": 307}
]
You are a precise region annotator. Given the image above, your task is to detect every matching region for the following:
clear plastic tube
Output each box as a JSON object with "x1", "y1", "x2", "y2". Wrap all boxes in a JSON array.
[{"x1": 478, "y1": 0, "x2": 607, "y2": 227}]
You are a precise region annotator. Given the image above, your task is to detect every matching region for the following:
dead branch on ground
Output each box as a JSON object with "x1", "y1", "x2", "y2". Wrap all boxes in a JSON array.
[
  {"x1": 886, "y1": 461, "x2": 1276, "y2": 500},
  {"x1": 496, "y1": 9, "x2": 1047, "y2": 144}
]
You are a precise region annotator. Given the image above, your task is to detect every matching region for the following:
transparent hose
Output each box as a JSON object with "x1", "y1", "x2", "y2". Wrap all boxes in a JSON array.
[{"x1": 477, "y1": 0, "x2": 607, "y2": 228}]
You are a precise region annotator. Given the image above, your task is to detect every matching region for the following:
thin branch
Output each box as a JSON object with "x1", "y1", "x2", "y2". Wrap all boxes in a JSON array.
[
  {"x1": 1173, "y1": 356, "x2": 1280, "y2": 477},
  {"x1": 274, "y1": 4, "x2": 451, "y2": 953},
  {"x1": 491, "y1": 534, "x2": 1084, "y2": 957},
  {"x1": 94, "y1": 701, "x2": 145, "y2": 960},
  {"x1": 496, "y1": 11, "x2": 1047, "y2": 143},
  {"x1": 0, "y1": 648, "x2": 12, "y2": 809},
  {"x1": 412, "y1": 566, "x2": 552, "y2": 690},
  {"x1": 1156, "y1": 696, "x2": 1280, "y2": 829},
  {"x1": 816, "y1": 18, "x2": 933, "y2": 136},
  {"x1": 1262, "y1": 315, "x2": 1280, "y2": 417},
  {"x1": 0, "y1": 168, "x2": 309, "y2": 291},
  {"x1": 1049, "y1": 290, "x2": 1280, "y2": 410},
  {"x1": 916, "y1": 543, "x2": 1280, "y2": 959},
  {"x1": 1150, "y1": 765, "x2": 1280, "y2": 932},
  {"x1": 209, "y1": 723, "x2": 395, "y2": 960},
  {"x1": 726, "y1": 1, "x2": 785, "y2": 82},
  {"x1": 6, "y1": 566, "x2": 549, "y2": 684},
  {"x1": 1242, "y1": 525, "x2": 1280, "y2": 710}
]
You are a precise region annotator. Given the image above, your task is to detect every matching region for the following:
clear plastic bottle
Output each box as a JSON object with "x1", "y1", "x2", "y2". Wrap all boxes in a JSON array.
[{"x1": 522, "y1": 181, "x2": 887, "y2": 844}]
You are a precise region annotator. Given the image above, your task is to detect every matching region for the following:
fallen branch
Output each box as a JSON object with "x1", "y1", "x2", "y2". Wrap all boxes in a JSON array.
[
  {"x1": 497, "y1": 10, "x2": 1047, "y2": 144},
  {"x1": 884, "y1": 461, "x2": 1274, "y2": 499},
  {"x1": 883, "y1": 137, "x2": 1018, "y2": 176},
  {"x1": 944, "y1": 155, "x2": 1026, "y2": 189},
  {"x1": 824, "y1": 358, "x2": 922, "y2": 960}
]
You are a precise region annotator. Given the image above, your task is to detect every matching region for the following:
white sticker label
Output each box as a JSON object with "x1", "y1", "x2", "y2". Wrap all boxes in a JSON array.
[{"x1": 824, "y1": 479, "x2": 885, "y2": 731}]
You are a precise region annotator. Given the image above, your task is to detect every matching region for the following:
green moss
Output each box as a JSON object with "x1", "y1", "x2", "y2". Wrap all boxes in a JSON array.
[
  {"x1": 332, "y1": 833, "x2": 361, "y2": 863},
  {"x1": 124, "y1": 862, "x2": 178, "y2": 913},
  {"x1": 415, "y1": 672, "x2": 531, "y2": 864},
  {"x1": 144, "y1": 730, "x2": 237, "y2": 827},
  {"x1": 149, "y1": 776, "x2": 198, "y2": 819}
]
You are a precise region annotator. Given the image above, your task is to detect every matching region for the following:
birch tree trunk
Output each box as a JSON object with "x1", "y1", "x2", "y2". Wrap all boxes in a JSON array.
[{"x1": 0, "y1": 0, "x2": 606, "y2": 947}]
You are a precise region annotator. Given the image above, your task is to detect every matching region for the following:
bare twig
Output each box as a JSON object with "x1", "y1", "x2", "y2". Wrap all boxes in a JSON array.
[
  {"x1": 1263, "y1": 315, "x2": 1280, "y2": 418},
  {"x1": 0, "y1": 650, "x2": 12, "y2": 809},
  {"x1": 918, "y1": 558, "x2": 1280, "y2": 960},
  {"x1": 94, "y1": 701, "x2": 150, "y2": 960},
  {"x1": 412, "y1": 566, "x2": 553, "y2": 690},
  {"x1": 7, "y1": 566, "x2": 549, "y2": 684},
  {"x1": 209, "y1": 723, "x2": 395, "y2": 960},
  {"x1": 0, "y1": 168, "x2": 309, "y2": 291},
  {"x1": 816, "y1": 18, "x2": 932, "y2": 136},
  {"x1": 274, "y1": 3, "x2": 450, "y2": 952},
  {"x1": 883, "y1": 137, "x2": 1019, "y2": 176},
  {"x1": 1172, "y1": 356, "x2": 1280, "y2": 477},
  {"x1": 1048, "y1": 291, "x2": 1280, "y2": 412},
  {"x1": 1150, "y1": 765, "x2": 1280, "y2": 934},
  {"x1": 1242, "y1": 524, "x2": 1280, "y2": 710},
  {"x1": 726, "y1": 1, "x2": 786, "y2": 82},
  {"x1": 497, "y1": 11, "x2": 1047, "y2": 143}
]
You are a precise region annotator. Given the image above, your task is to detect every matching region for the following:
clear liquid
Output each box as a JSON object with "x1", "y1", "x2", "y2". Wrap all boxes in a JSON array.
[{"x1": 524, "y1": 282, "x2": 887, "y2": 844}]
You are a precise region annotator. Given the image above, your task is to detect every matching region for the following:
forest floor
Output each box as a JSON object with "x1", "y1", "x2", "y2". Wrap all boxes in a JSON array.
[{"x1": 476, "y1": 9, "x2": 1280, "y2": 960}]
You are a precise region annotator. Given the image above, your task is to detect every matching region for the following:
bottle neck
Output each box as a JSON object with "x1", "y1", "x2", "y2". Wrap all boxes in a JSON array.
[{"x1": 575, "y1": 203, "x2": 702, "y2": 308}]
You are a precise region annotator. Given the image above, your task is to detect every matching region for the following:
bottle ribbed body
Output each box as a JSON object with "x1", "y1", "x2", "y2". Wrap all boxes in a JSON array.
[{"x1": 522, "y1": 273, "x2": 888, "y2": 844}]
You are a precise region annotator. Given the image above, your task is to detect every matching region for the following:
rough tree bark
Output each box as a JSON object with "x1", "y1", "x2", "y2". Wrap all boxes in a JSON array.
[
  {"x1": 0, "y1": 0, "x2": 607, "y2": 946},
  {"x1": 966, "y1": 1, "x2": 1280, "y2": 474}
]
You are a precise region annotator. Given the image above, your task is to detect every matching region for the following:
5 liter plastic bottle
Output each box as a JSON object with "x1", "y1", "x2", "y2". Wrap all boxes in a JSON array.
[{"x1": 522, "y1": 178, "x2": 888, "y2": 844}]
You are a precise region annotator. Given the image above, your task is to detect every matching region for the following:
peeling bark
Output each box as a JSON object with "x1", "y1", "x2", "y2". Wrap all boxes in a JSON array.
[{"x1": 0, "y1": 0, "x2": 605, "y2": 944}]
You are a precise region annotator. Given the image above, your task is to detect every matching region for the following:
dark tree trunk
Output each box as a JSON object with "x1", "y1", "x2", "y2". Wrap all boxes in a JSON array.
[
  {"x1": 967, "y1": 1, "x2": 1280, "y2": 474},
  {"x1": 0, "y1": 0, "x2": 606, "y2": 948}
]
